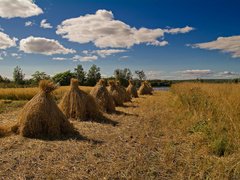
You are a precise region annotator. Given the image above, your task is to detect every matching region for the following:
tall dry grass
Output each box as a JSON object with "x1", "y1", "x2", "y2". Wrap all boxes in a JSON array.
[
  {"x1": 171, "y1": 83, "x2": 240, "y2": 156},
  {"x1": 0, "y1": 86, "x2": 92, "y2": 100}
]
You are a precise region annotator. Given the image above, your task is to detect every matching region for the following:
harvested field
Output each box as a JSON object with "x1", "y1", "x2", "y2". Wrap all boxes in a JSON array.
[{"x1": 1, "y1": 86, "x2": 240, "y2": 179}]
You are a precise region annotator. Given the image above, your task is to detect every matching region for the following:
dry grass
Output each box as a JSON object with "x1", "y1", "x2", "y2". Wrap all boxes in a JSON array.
[
  {"x1": 0, "y1": 86, "x2": 92, "y2": 100},
  {"x1": 1, "y1": 83, "x2": 240, "y2": 179}
]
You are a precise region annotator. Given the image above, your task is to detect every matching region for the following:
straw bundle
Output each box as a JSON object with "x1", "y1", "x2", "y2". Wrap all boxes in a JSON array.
[
  {"x1": 126, "y1": 79, "x2": 138, "y2": 98},
  {"x1": 138, "y1": 81, "x2": 153, "y2": 95},
  {"x1": 89, "y1": 79, "x2": 115, "y2": 113},
  {"x1": 116, "y1": 81, "x2": 132, "y2": 102},
  {"x1": 146, "y1": 82, "x2": 154, "y2": 92},
  {"x1": 107, "y1": 80, "x2": 124, "y2": 106},
  {"x1": 14, "y1": 80, "x2": 75, "y2": 138},
  {"x1": 59, "y1": 79, "x2": 102, "y2": 121},
  {"x1": 0, "y1": 122, "x2": 18, "y2": 137}
]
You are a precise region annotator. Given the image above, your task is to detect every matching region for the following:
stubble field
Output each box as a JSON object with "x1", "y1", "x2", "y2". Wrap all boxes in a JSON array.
[{"x1": 1, "y1": 83, "x2": 240, "y2": 179}]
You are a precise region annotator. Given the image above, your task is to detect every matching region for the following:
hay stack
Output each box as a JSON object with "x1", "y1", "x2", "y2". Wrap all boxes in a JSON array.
[
  {"x1": 145, "y1": 81, "x2": 154, "y2": 92},
  {"x1": 107, "y1": 80, "x2": 124, "y2": 106},
  {"x1": 116, "y1": 81, "x2": 132, "y2": 102},
  {"x1": 126, "y1": 79, "x2": 138, "y2": 98},
  {"x1": 138, "y1": 81, "x2": 153, "y2": 95},
  {"x1": 59, "y1": 79, "x2": 102, "y2": 121},
  {"x1": 14, "y1": 80, "x2": 75, "y2": 138},
  {"x1": 148, "y1": 82, "x2": 154, "y2": 92},
  {"x1": 89, "y1": 79, "x2": 115, "y2": 113}
]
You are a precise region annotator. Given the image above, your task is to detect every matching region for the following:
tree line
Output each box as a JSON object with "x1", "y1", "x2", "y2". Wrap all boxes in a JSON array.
[
  {"x1": 0, "y1": 65, "x2": 151, "y2": 88},
  {"x1": 2, "y1": 65, "x2": 234, "y2": 89}
]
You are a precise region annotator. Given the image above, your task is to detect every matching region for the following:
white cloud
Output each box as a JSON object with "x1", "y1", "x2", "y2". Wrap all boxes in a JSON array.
[
  {"x1": 214, "y1": 71, "x2": 240, "y2": 78},
  {"x1": 40, "y1": 19, "x2": 53, "y2": 29},
  {"x1": 146, "y1": 71, "x2": 164, "y2": 79},
  {"x1": 73, "y1": 55, "x2": 98, "y2": 62},
  {"x1": 56, "y1": 9, "x2": 194, "y2": 48},
  {"x1": 25, "y1": 21, "x2": 33, "y2": 26},
  {"x1": 0, "y1": 32, "x2": 18, "y2": 49},
  {"x1": 101, "y1": 74, "x2": 110, "y2": 78},
  {"x1": 173, "y1": 69, "x2": 214, "y2": 78},
  {"x1": 11, "y1": 53, "x2": 18, "y2": 56},
  {"x1": 192, "y1": 36, "x2": 240, "y2": 58},
  {"x1": 0, "y1": 0, "x2": 43, "y2": 18},
  {"x1": 82, "y1": 50, "x2": 88, "y2": 54},
  {"x1": 0, "y1": 26, "x2": 4, "y2": 31},
  {"x1": 119, "y1": 55, "x2": 129, "y2": 59},
  {"x1": 53, "y1": 57, "x2": 68, "y2": 60},
  {"x1": 93, "y1": 49, "x2": 126, "y2": 58},
  {"x1": 0, "y1": 51, "x2": 7, "y2": 60},
  {"x1": 11, "y1": 53, "x2": 21, "y2": 59},
  {"x1": 166, "y1": 26, "x2": 195, "y2": 34},
  {"x1": 19, "y1": 36, "x2": 76, "y2": 55}
]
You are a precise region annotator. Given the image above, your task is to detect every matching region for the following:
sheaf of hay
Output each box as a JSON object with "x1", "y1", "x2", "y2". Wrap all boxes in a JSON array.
[
  {"x1": 116, "y1": 81, "x2": 132, "y2": 102},
  {"x1": 11, "y1": 80, "x2": 75, "y2": 138},
  {"x1": 59, "y1": 79, "x2": 102, "y2": 121},
  {"x1": 107, "y1": 80, "x2": 124, "y2": 106},
  {"x1": 138, "y1": 81, "x2": 153, "y2": 95},
  {"x1": 126, "y1": 79, "x2": 139, "y2": 98},
  {"x1": 89, "y1": 79, "x2": 115, "y2": 113}
]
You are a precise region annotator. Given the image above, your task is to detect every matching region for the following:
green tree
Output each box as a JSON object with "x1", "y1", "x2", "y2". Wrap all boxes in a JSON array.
[
  {"x1": 31, "y1": 71, "x2": 50, "y2": 84},
  {"x1": 135, "y1": 70, "x2": 146, "y2": 81},
  {"x1": 74, "y1": 65, "x2": 86, "y2": 85},
  {"x1": 86, "y1": 64, "x2": 101, "y2": 86},
  {"x1": 52, "y1": 70, "x2": 75, "y2": 86},
  {"x1": 13, "y1": 66, "x2": 25, "y2": 85},
  {"x1": 114, "y1": 68, "x2": 132, "y2": 87}
]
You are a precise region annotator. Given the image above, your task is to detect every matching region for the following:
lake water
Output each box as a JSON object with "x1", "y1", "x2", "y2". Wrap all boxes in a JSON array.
[{"x1": 153, "y1": 87, "x2": 170, "y2": 91}]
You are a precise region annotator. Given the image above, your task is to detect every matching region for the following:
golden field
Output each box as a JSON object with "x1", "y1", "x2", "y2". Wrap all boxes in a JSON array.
[
  {"x1": 1, "y1": 83, "x2": 240, "y2": 179},
  {"x1": 0, "y1": 86, "x2": 92, "y2": 100}
]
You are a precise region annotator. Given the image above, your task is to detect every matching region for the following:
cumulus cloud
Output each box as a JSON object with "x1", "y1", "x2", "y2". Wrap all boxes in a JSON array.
[
  {"x1": 56, "y1": 9, "x2": 194, "y2": 48},
  {"x1": 25, "y1": 21, "x2": 33, "y2": 26},
  {"x1": 53, "y1": 57, "x2": 68, "y2": 60},
  {"x1": 19, "y1": 36, "x2": 76, "y2": 55},
  {"x1": 173, "y1": 69, "x2": 214, "y2": 78},
  {"x1": 93, "y1": 49, "x2": 126, "y2": 58},
  {"x1": 0, "y1": 26, "x2": 4, "y2": 31},
  {"x1": 40, "y1": 19, "x2": 53, "y2": 29},
  {"x1": 192, "y1": 36, "x2": 240, "y2": 58},
  {"x1": 146, "y1": 71, "x2": 164, "y2": 79},
  {"x1": 0, "y1": 0, "x2": 43, "y2": 18},
  {"x1": 0, "y1": 32, "x2": 18, "y2": 49},
  {"x1": 73, "y1": 55, "x2": 98, "y2": 62}
]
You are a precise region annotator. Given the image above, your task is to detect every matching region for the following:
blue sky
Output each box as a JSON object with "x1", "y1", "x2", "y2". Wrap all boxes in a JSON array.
[{"x1": 0, "y1": 0, "x2": 240, "y2": 80}]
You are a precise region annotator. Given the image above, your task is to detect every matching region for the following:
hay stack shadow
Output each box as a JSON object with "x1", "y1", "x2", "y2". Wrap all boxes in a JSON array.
[
  {"x1": 12, "y1": 80, "x2": 75, "y2": 139},
  {"x1": 59, "y1": 79, "x2": 102, "y2": 121}
]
